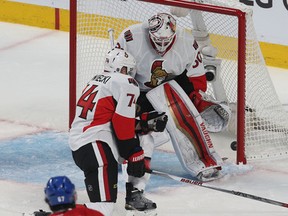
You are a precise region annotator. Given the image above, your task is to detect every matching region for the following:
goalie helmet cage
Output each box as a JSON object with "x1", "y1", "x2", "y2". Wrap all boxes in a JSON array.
[{"x1": 69, "y1": 0, "x2": 288, "y2": 164}]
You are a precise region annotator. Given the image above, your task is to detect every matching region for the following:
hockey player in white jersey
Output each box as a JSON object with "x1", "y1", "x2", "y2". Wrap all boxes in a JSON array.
[
  {"x1": 69, "y1": 48, "x2": 167, "y2": 215},
  {"x1": 116, "y1": 12, "x2": 230, "y2": 202}
]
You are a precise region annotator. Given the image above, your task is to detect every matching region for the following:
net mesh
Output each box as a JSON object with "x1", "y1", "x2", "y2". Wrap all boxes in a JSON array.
[{"x1": 73, "y1": 0, "x2": 288, "y2": 161}]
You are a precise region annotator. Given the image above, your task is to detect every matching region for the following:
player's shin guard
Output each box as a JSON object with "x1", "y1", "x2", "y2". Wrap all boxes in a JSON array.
[
  {"x1": 128, "y1": 157, "x2": 151, "y2": 191},
  {"x1": 146, "y1": 80, "x2": 223, "y2": 179}
]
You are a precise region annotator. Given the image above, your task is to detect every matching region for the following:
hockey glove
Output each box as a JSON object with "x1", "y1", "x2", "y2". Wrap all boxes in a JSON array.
[
  {"x1": 127, "y1": 147, "x2": 145, "y2": 178},
  {"x1": 136, "y1": 111, "x2": 168, "y2": 134}
]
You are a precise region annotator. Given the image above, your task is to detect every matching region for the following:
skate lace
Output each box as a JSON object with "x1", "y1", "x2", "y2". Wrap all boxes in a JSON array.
[
  {"x1": 133, "y1": 190, "x2": 153, "y2": 204},
  {"x1": 139, "y1": 194, "x2": 153, "y2": 203}
]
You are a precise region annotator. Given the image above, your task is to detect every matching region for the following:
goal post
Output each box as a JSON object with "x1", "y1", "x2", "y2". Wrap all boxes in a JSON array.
[
  {"x1": 70, "y1": 0, "x2": 77, "y2": 130},
  {"x1": 69, "y1": 0, "x2": 288, "y2": 164}
]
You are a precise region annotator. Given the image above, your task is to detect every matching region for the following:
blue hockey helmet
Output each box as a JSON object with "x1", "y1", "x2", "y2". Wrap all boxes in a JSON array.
[{"x1": 44, "y1": 176, "x2": 76, "y2": 207}]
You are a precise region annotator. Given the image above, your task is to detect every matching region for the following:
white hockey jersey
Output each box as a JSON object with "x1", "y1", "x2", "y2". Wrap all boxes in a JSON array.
[
  {"x1": 69, "y1": 72, "x2": 140, "y2": 161},
  {"x1": 116, "y1": 23, "x2": 206, "y2": 92}
]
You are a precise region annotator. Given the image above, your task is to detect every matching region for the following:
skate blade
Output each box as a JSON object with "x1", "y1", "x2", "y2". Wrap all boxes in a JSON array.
[{"x1": 126, "y1": 209, "x2": 157, "y2": 216}]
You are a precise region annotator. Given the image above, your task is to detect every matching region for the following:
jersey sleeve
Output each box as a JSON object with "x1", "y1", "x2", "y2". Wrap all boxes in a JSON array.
[
  {"x1": 185, "y1": 35, "x2": 207, "y2": 93},
  {"x1": 116, "y1": 24, "x2": 143, "y2": 55},
  {"x1": 116, "y1": 27, "x2": 129, "y2": 50},
  {"x1": 112, "y1": 76, "x2": 139, "y2": 139},
  {"x1": 111, "y1": 75, "x2": 141, "y2": 159}
]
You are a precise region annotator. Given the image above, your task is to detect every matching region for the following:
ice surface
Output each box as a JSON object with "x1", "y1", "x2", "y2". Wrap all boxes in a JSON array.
[{"x1": 0, "y1": 22, "x2": 287, "y2": 215}]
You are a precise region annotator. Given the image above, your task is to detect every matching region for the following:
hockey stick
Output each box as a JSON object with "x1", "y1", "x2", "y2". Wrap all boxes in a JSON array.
[
  {"x1": 108, "y1": 28, "x2": 115, "y2": 49},
  {"x1": 148, "y1": 169, "x2": 288, "y2": 208}
]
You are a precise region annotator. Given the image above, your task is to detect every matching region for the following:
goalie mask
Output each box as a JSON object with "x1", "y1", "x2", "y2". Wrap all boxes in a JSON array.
[
  {"x1": 104, "y1": 48, "x2": 137, "y2": 78},
  {"x1": 148, "y1": 13, "x2": 176, "y2": 55}
]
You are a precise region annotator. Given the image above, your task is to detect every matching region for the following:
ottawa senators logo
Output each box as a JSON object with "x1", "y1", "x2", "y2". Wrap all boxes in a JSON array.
[{"x1": 145, "y1": 60, "x2": 170, "y2": 88}]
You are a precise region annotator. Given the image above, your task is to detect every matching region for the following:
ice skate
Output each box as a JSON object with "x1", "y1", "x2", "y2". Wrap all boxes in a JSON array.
[{"x1": 125, "y1": 183, "x2": 157, "y2": 215}]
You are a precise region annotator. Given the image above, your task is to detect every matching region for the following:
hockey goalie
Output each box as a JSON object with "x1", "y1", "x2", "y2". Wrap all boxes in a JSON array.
[{"x1": 116, "y1": 11, "x2": 231, "y2": 182}]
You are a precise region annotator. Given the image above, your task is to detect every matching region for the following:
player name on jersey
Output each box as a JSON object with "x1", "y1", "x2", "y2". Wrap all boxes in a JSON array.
[{"x1": 92, "y1": 74, "x2": 111, "y2": 84}]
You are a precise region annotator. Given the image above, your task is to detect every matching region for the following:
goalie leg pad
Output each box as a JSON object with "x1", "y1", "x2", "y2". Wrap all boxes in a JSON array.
[{"x1": 146, "y1": 80, "x2": 223, "y2": 177}]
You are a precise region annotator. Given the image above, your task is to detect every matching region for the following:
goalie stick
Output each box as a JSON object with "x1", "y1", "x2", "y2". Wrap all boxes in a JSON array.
[
  {"x1": 108, "y1": 28, "x2": 115, "y2": 49},
  {"x1": 147, "y1": 169, "x2": 288, "y2": 208}
]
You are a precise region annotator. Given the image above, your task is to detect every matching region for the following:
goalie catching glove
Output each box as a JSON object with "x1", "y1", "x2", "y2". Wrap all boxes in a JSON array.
[{"x1": 136, "y1": 111, "x2": 168, "y2": 134}]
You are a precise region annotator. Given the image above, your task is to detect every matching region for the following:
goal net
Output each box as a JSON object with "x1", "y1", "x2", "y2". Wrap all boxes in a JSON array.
[{"x1": 69, "y1": 0, "x2": 288, "y2": 164}]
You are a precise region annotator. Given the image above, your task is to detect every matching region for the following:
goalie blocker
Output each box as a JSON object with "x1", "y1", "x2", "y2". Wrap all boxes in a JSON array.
[{"x1": 146, "y1": 80, "x2": 225, "y2": 181}]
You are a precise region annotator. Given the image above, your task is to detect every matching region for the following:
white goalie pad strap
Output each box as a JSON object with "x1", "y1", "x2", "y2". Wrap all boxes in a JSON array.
[{"x1": 146, "y1": 80, "x2": 223, "y2": 177}]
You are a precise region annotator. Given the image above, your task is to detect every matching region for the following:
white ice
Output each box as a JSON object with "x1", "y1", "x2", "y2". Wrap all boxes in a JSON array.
[{"x1": 0, "y1": 22, "x2": 287, "y2": 216}]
